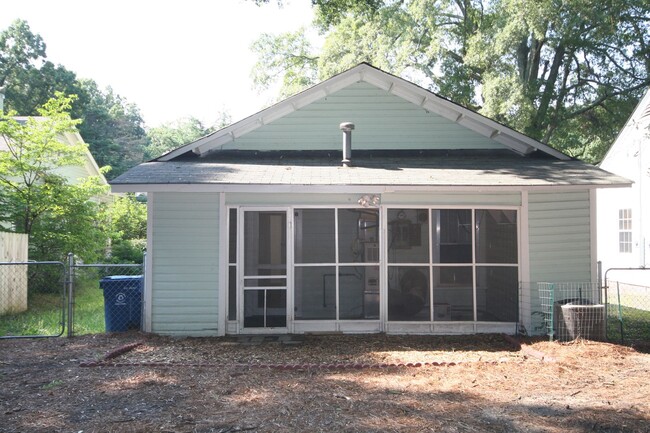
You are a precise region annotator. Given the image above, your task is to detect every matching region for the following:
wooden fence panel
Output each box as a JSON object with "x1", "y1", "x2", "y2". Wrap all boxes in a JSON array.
[{"x1": 0, "y1": 232, "x2": 28, "y2": 314}]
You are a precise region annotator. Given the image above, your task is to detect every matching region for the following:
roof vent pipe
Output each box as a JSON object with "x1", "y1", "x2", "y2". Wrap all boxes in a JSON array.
[{"x1": 340, "y1": 122, "x2": 355, "y2": 167}]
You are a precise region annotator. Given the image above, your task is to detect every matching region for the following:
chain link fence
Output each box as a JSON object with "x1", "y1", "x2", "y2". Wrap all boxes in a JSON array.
[
  {"x1": 1, "y1": 255, "x2": 143, "y2": 338},
  {"x1": 0, "y1": 261, "x2": 66, "y2": 338},
  {"x1": 69, "y1": 259, "x2": 143, "y2": 337},
  {"x1": 605, "y1": 272, "x2": 650, "y2": 345}
]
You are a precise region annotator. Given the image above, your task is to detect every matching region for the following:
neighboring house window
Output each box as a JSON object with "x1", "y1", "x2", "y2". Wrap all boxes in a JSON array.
[{"x1": 619, "y1": 209, "x2": 632, "y2": 253}]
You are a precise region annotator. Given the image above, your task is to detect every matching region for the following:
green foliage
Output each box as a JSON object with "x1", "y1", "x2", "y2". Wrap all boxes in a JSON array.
[
  {"x1": 0, "y1": 19, "x2": 83, "y2": 116},
  {"x1": 74, "y1": 79, "x2": 149, "y2": 178},
  {"x1": 251, "y1": 0, "x2": 650, "y2": 163},
  {"x1": 108, "y1": 194, "x2": 147, "y2": 263},
  {"x1": 0, "y1": 20, "x2": 149, "y2": 178},
  {"x1": 145, "y1": 116, "x2": 228, "y2": 160},
  {"x1": 0, "y1": 93, "x2": 110, "y2": 262},
  {"x1": 251, "y1": 29, "x2": 320, "y2": 99}
]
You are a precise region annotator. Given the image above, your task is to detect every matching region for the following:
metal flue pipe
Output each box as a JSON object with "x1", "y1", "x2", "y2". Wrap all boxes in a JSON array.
[{"x1": 340, "y1": 122, "x2": 355, "y2": 167}]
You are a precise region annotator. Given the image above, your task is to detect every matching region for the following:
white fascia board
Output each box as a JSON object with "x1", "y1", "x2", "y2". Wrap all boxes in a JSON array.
[
  {"x1": 362, "y1": 71, "x2": 393, "y2": 91},
  {"x1": 390, "y1": 83, "x2": 426, "y2": 106},
  {"x1": 492, "y1": 133, "x2": 535, "y2": 156},
  {"x1": 232, "y1": 118, "x2": 263, "y2": 139},
  {"x1": 457, "y1": 115, "x2": 501, "y2": 140},
  {"x1": 326, "y1": 70, "x2": 364, "y2": 93},
  {"x1": 293, "y1": 88, "x2": 328, "y2": 110},
  {"x1": 261, "y1": 102, "x2": 295, "y2": 124},
  {"x1": 194, "y1": 133, "x2": 235, "y2": 155},
  {"x1": 111, "y1": 182, "x2": 628, "y2": 194},
  {"x1": 422, "y1": 99, "x2": 462, "y2": 122}
]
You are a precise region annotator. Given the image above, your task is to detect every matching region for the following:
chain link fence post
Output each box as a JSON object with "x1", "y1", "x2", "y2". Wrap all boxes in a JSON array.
[{"x1": 67, "y1": 253, "x2": 75, "y2": 337}]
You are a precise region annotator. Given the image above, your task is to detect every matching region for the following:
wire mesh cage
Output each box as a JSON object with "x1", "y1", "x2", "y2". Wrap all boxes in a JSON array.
[{"x1": 538, "y1": 282, "x2": 605, "y2": 342}]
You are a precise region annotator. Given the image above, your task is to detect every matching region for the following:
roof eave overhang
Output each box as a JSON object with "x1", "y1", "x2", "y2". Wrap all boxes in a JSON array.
[
  {"x1": 159, "y1": 64, "x2": 569, "y2": 162},
  {"x1": 111, "y1": 181, "x2": 629, "y2": 194}
]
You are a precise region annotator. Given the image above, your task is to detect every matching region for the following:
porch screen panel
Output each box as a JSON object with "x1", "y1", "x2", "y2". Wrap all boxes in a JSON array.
[
  {"x1": 386, "y1": 207, "x2": 518, "y2": 324},
  {"x1": 432, "y1": 209, "x2": 472, "y2": 264},
  {"x1": 388, "y1": 266, "x2": 430, "y2": 321},
  {"x1": 476, "y1": 267, "x2": 518, "y2": 322},
  {"x1": 294, "y1": 266, "x2": 336, "y2": 320},
  {"x1": 475, "y1": 210, "x2": 517, "y2": 263},
  {"x1": 294, "y1": 208, "x2": 380, "y2": 322},
  {"x1": 339, "y1": 266, "x2": 380, "y2": 320},
  {"x1": 387, "y1": 209, "x2": 429, "y2": 263},
  {"x1": 244, "y1": 211, "x2": 286, "y2": 277},
  {"x1": 294, "y1": 209, "x2": 335, "y2": 263},
  {"x1": 228, "y1": 209, "x2": 237, "y2": 321},
  {"x1": 432, "y1": 266, "x2": 473, "y2": 321},
  {"x1": 338, "y1": 209, "x2": 379, "y2": 263}
]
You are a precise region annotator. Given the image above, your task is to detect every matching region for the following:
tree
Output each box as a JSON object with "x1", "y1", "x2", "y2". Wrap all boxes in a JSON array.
[
  {"x1": 145, "y1": 114, "x2": 230, "y2": 160},
  {"x1": 75, "y1": 79, "x2": 149, "y2": 178},
  {"x1": 251, "y1": 0, "x2": 650, "y2": 162},
  {"x1": 0, "y1": 93, "x2": 109, "y2": 261},
  {"x1": 0, "y1": 20, "x2": 150, "y2": 178},
  {"x1": 0, "y1": 19, "x2": 83, "y2": 116},
  {"x1": 107, "y1": 194, "x2": 147, "y2": 263}
]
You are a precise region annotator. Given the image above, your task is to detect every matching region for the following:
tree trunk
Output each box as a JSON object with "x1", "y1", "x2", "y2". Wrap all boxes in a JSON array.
[{"x1": 527, "y1": 42, "x2": 565, "y2": 138}]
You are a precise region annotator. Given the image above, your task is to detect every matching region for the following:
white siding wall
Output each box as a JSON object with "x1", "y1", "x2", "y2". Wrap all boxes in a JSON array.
[
  {"x1": 223, "y1": 82, "x2": 507, "y2": 152},
  {"x1": 151, "y1": 192, "x2": 220, "y2": 336}
]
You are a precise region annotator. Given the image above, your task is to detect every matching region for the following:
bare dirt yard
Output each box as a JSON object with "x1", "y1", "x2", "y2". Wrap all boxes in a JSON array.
[{"x1": 1, "y1": 333, "x2": 649, "y2": 433}]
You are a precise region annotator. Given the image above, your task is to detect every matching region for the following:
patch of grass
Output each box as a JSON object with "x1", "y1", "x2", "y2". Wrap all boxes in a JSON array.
[
  {"x1": 0, "y1": 291, "x2": 65, "y2": 337},
  {"x1": 607, "y1": 303, "x2": 650, "y2": 344},
  {"x1": 0, "y1": 279, "x2": 106, "y2": 337},
  {"x1": 42, "y1": 379, "x2": 64, "y2": 390},
  {"x1": 72, "y1": 279, "x2": 105, "y2": 335}
]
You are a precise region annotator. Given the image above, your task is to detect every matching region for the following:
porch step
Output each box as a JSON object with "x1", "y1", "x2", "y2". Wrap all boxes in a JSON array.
[{"x1": 237, "y1": 335, "x2": 304, "y2": 345}]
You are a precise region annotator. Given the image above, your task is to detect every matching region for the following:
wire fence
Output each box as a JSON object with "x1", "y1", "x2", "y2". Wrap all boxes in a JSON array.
[
  {"x1": 69, "y1": 260, "x2": 143, "y2": 337},
  {"x1": 1, "y1": 255, "x2": 143, "y2": 338},
  {"x1": 605, "y1": 280, "x2": 650, "y2": 345},
  {"x1": 538, "y1": 282, "x2": 606, "y2": 342},
  {"x1": 0, "y1": 261, "x2": 66, "y2": 338}
]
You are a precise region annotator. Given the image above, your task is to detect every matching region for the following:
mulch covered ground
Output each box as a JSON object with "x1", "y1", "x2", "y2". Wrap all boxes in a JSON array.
[{"x1": 1, "y1": 332, "x2": 649, "y2": 432}]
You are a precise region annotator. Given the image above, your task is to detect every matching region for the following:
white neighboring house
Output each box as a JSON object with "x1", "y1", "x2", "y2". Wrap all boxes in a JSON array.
[{"x1": 598, "y1": 88, "x2": 650, "y2": 287}]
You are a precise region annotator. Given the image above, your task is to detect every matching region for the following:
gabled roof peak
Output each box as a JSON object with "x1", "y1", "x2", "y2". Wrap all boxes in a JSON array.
[{"x1": 159, "y1": 63, "x2": 569, "y2": 162}]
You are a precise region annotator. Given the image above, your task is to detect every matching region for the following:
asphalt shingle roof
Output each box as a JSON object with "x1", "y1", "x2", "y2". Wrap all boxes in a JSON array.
[{"x1": 111, "y1": 151, "x2": 629, "y2": 188}]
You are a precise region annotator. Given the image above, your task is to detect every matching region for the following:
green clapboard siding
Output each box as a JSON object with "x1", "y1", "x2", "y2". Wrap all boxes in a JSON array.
[
  {"x1": 223, "y1": 82, "x2": 506, "y2": 152},
  {"x1": 151, "y1": 192, "x2": 220, "y2": 336},
  {"x1": 529, "y1": 191, "x2": 592, "y2": 283}
]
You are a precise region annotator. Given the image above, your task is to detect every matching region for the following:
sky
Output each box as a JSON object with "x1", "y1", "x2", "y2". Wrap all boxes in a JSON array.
[{"x1": 1, "y1": 0, "x2": 316, "y2": 128}]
